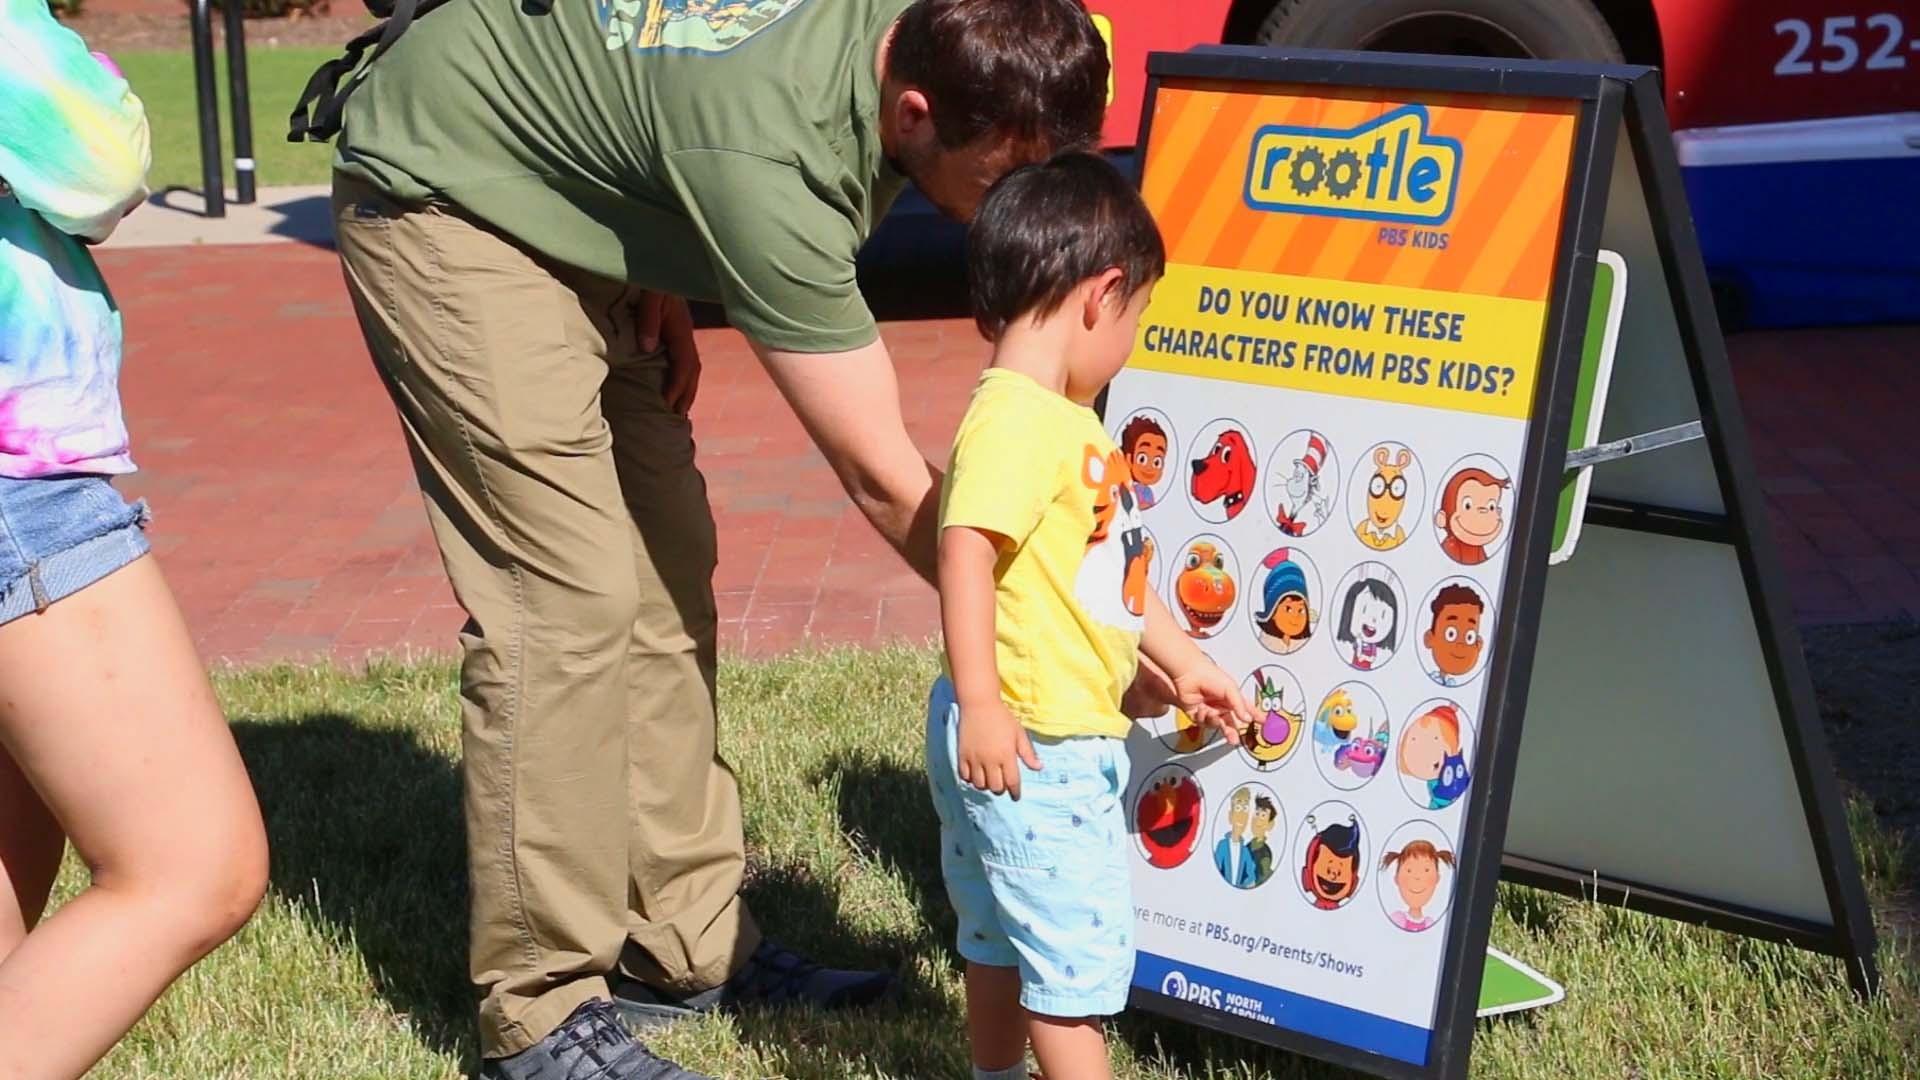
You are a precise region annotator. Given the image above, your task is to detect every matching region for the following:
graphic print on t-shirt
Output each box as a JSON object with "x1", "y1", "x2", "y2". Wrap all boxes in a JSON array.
[
  {"x1": 600, "y1": 0, "x2": 810, "y2": 54},
  {"x1": 1074, "y1": 444, "x2": 1151, "y2": 632}
]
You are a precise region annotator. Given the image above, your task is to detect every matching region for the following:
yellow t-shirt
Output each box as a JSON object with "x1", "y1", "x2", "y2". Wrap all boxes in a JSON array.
[{"x1": 939, "y1": 369, "x2": 1147, "y2": 739}]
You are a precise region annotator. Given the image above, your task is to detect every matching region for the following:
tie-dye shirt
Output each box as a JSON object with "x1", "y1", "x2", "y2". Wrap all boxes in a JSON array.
[{"x1": 0, "y1": 0, "x2": 151, "y2": 478}]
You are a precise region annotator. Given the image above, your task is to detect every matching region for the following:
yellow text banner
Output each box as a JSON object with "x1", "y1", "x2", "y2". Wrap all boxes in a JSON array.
[{"x1": 1129, "y1": 262, "x2": 1547, "y2": 420}]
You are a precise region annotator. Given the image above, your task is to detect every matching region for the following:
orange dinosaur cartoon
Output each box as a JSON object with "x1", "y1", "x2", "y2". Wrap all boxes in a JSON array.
[
  {"x1": 1081, "y1": 446, "x2": 1153, "y2": 619},
  {"x1": 1174, "y1": 540, "x2": 1236, "y2": 637}
]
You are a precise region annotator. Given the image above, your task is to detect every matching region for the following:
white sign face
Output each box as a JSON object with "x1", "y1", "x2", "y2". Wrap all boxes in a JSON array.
[{"x1": 1109, "y1": 368, "x2": 1527, "y2": 1063}]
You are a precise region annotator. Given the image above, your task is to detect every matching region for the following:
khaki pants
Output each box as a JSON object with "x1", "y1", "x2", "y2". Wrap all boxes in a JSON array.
[{"x1": 332, "y1": 174, "x2": 760, "y2": 1057}]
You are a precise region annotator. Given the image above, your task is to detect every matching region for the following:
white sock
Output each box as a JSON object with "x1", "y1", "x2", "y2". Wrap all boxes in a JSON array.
[{"x1": 972, "y1": 1063, "x2": 1028, "y2": 1080}]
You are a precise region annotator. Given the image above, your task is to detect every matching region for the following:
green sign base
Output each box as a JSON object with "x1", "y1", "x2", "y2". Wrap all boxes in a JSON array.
[{"x1": 1476, "y1": 947, "x2": 1564, "y2": 1018}]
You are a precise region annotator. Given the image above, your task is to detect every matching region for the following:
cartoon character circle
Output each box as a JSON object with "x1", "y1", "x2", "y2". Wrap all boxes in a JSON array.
[
  {"x1": 1113, "y1": 408, "x2": 1178, "y2": 513},
  {"x1": 1294, "y1": 801, "x2": 1368, "y2": 911},
  {"x1": 1212, "y1": 783, "x2": 1283, "y2": 890},
  {"x1": 1168, "y1": 533, "x2": 1240, "y2": 639},
  {"x1": 1417, "y1": 577, "x2": 1495, "y2": 688},
  {"x1": 1148, "y1": 707, "x2": 1215, "y2": 755},
  {"x1": 1262, "y1": 429, "x2": 1340, "y2": 538},
  {"x1": 1329, "y1": 561, "x2": 1407, "y2": 672},
  {"x1": 1378, "y1": 820, "x2": 1458, "y2": 933},
  {"x1": 1248, "y1": 547, "x2": 1321, "y2": 656},
  {"x1": 1349, "y1": 441, "x2": 1425, "y2": 552},
  {"x1": 1311, "y1": 682, "x2": 1391, "y2": 791},
  {"x1": 1134, "y1": 764, "x2": 1205, "y2": 869},
  {"x1": 1185, "y1": 419, "x2": 1258, "y2": 524},
  {"x1": 1237, "y1": 665, "x2": 1306, "y2": 771},
  {"x1": 1433, "y1": 454, "x2": 1515, "y2": 566},
  {"x1": 1398, "y1": 699, "x2": 1476, "y2": 812}
]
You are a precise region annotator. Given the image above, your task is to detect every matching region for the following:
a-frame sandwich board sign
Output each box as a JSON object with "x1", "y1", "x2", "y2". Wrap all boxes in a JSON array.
[{"x1": 1099, "y1": 46, "x2": 1878, "y2": 1080}]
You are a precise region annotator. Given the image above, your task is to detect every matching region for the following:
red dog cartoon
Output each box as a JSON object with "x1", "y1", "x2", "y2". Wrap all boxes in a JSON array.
[{"x1": 1190, "y1": 428, "x2": 1255, "y2": 521}]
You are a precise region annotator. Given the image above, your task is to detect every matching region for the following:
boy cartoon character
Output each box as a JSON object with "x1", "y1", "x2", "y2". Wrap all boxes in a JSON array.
[
  {"x1": 1242, "y1": 669, "x2": 1303, "y2": 765},
  {"x1": 1273, "y1": 433, "x2": 1331, "y2": 536},
  {"x1": 1175, "y1": 540, "x2": 1235, "y2": 637},
  {"x1": 1334, "y1": 569, "x2": 1399, "y2": 670},
  {"x1": 1399, "y1": 704, "x2": 1472, "y2": 810},
  {"x1": 1357, "y1": 445, "x2": 1413, "y2": 550},
  {"x1": 1423, "y1": 584, "x2": 1485, "y2": 686},
  {"x1": 1253, "y1": 548, "x2": 1313, "y2": 654},
  {"x1": 1382, "y1": 840, "x2": 1455, "y2": 931},
  {"x1": 1435, "y1": 466, "x2": 1511, "y2": 565},
  {"x1": 1301, "y1": 813, "x2": 1362, "y2": 910},
  {"x1": 1076, "y1": 444, "x2": 1153, "y2": 621},
  {"x1": 1214, "y1": 787, "x2": 1259, "y2": 889},
  {"x1": 1190, "y1": 428, "x2": 1255, "y2": 520},
  {"x1": 1119, "y1": 414, "x2": 1168, "y2": 510},
  {"x1": 1247, "y1": 796, "x2": 1279, "y2": 887}
]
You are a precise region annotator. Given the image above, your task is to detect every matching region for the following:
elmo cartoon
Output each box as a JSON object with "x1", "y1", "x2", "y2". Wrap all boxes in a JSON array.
[
  {"x1": 1190, "y1": 428, "x2": 1255, "y2": 521},
  {"x1": 1301, "y1": 814, "x2": 1363, "y2": 910},
  {"x1": 1135, "y1": 768, "x2": 1203, "y2": 869}
]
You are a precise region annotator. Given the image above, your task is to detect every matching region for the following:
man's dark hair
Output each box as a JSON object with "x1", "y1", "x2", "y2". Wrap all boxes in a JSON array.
[
  {"x1": 967, "y1": 152, "x2": 1165, "y2": 340},
  {"x1": 889, "y1": 0, "x2": 1109, "y2": 154},
  {"x1": 1253, "y1": 796, "x2": 1278, "y2": 823}
]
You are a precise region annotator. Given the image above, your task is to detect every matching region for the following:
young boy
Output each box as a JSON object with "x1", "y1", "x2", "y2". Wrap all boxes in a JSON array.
[{"x1": 926, "y1": 152, "x2": 1252, "y2": 1080}]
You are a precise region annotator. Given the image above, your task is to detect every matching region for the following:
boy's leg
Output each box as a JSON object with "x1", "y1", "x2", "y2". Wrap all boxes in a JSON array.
[
  {"x1": 1026, "y1": 1014, "x2": 1111, "y2": 1080},
  {"x1": 966, "y1": 962, "x2": 1028, "y2": 1074},
  {"x1": 335, "y1": 178, "x2": 640, "y2": 1058},
  {"x1": 597, "y1": 304, "x2": 758, "y2": 992}
]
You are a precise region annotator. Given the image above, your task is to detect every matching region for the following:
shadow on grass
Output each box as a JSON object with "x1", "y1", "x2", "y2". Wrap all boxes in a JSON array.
[
  {"x1": 231, "y1": 713, "x2": 474, "y2": 1060},
  {"x1": 819, "y1": 751, "x2": 1365, "y2": 1080}
]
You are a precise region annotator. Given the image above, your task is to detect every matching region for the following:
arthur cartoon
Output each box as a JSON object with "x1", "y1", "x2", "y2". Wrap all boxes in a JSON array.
[
  {"x1": 1273, "y1": 433, "x2": 1331, "y2": 536},
  {"x1": 1253, "y1": 549, "x2": 1313, "y2": 654},
  {"x1": 1357, "y1": 445, "x2": 1413, "y2": 550},
  {"x1": 1334, "y1": 569, "x2": 1399, "y2": 670},
  {"x1": 1301, "y1": 813, "x2": 1362, "y2": 910},
  {"x1": 1175, "y1": 540, "x2": 1235, "y2": 637},
  {"x1": 1214, "y1": 787, "x2": 1259, "y2": 889},
  {"x1": 1382, "y1": 839, "x2": 1455, "y2": 931},
  {"x1": 1073, "y1": 445, "x2": 1152, "y2": 626},
  {"x1": 1119, "y1": 414, "x2": 1168, "y2": 510},
  {"x1": 1422, "y1": 584, "x2": 1485, "y2": 686},
  {"x1": 1190, "y1": 428, "x2": 1255, "y2": 521},
  {"x1": 1399, "y1": 704, "x2": 1472, "y2": 810},
  {"x1": 1435, "y1": 466, "x2": 1511, "y2": 565},
  {"x1": 1247, "y1": 796, "x2": 1279, "y2": 887}
]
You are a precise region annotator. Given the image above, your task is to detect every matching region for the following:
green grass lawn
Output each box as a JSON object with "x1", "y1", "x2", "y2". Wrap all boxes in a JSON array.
[
  {"x1": 115, "y1": 46, "x2": 342, "y2": 192},
  {"x1": 51, "y1": 645, "x2": 1917, "y2": 1079}
]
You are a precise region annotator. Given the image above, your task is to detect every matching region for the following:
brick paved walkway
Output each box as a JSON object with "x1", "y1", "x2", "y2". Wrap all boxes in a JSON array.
[{"x1": 96, "y1": 242, "x2": 1920, "y2": 665}]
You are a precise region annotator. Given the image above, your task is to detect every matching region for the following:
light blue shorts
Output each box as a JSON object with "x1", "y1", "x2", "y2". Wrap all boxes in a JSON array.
[
  {"x1": 0, "y1": 474, "x2": 149, "y2": 628},
  {"x1": 924, "y1": 677, "x2": 1135, "y2": 1018}
]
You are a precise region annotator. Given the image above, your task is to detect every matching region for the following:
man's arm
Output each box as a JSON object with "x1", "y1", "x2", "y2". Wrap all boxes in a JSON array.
[{"x1": 753, "y1": 337, "x2": 943, "y2": 584}]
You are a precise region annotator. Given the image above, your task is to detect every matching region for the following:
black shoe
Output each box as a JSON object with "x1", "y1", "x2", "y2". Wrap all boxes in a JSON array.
[
  {"x1": 612, "y1": 939, "x2": 897, "y2": 1030},
  {"x1": 479, "y1": 999, "x2": 710, "y2": 1080}
]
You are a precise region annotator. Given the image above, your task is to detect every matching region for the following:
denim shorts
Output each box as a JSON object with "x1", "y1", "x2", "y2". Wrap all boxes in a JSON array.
[
  {"x1": 924, "y1": 677, "x2": 1135, "y2": 1018},
  {"x1": 0, "y1": 474, "x2": 150, "y2": 627}
]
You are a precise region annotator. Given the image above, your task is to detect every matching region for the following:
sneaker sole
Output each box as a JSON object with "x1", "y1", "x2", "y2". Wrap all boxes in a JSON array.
[{"x1": 610, "y1": 995, "x2": 702, "y2": 1035}]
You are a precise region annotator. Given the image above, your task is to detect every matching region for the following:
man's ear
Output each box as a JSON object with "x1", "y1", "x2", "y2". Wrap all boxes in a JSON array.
[{"x1": 889, "y1": 87, "x2": 935, "y2": 142}]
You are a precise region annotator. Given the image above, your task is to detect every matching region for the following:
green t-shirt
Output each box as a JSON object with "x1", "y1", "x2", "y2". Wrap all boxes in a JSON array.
[{"x1": 335, "y1": 0, "x2": 913, "y2": 353}]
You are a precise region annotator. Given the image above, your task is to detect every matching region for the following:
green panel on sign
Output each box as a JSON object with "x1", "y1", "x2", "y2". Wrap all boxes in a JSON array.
[
  {"x1": 1478, "y1": 946, "x2": 1565, "y2": 1017},
  {"x1": 1551, "y1": 251, "x2": 1626, "y2": 562}
]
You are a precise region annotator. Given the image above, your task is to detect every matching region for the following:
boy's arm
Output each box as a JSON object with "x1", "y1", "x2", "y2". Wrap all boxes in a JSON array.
[
  {"x1": 940, "y1": 526, "x2": 1042, "y2": 798},
  {"x1": 1141, "y1": 591, "x2": 1251, "y2": 742}
]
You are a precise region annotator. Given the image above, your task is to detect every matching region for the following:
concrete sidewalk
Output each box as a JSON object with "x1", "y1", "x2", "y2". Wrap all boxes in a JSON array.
[{"x1": 104, "y1": 185, "x2": 334, "y2": 249}]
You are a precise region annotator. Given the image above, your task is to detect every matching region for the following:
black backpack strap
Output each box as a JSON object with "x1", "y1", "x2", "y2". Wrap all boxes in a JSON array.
[{"x1": 288, "y1": 0, "x2": 430, "y2": 143}]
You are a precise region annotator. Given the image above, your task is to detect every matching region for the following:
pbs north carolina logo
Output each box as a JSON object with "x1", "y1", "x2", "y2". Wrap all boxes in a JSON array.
[
  {"x1": 1159, "y1": 969, "x2": 1222, "y2": 1009},
  {"x1": 1161, "y1": 970, "x2": 1187, "y2": 997}
]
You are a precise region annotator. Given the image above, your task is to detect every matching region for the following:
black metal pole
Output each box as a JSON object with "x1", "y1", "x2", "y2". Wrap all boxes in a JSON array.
[
  {"x1": 189, "y1": 0, "x2": 224, "y2": 217},
  {"x1": 221, "y1": 0, "x2": 255, "y2": 204}
]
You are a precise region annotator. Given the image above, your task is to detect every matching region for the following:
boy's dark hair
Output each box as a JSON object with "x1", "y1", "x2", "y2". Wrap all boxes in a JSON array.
[
  {"x1": 1253, "y1": 796, "x2": 1278, "y2": 823},
  {"x1": 1428, "y1": 583, "x2": 1484, "y2": 627},
  {"x1": 888, "y1": 0, "x2": 1109, "y2": 155},
  {"x1": 967, "y1": 151, "x2": 1166, "y2": 340},
  {"x1": 1120, "y1": 414, "x2": 1166, "y2": 455}
]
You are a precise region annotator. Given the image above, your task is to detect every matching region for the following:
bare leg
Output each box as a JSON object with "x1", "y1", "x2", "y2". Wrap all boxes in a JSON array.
[
  {"x1": 1026, "y1": 1013, "x2": 1110, "y2": 1080},
  {"x1": 966, "y1": 962, "x2": 1028, "y2": 1073},
  {"x1": 0, "y1": 750, "x2": 62, "y2": 955},
  {"x1": 0, "y1": 557, "x2": 268, "y2": 1080}
]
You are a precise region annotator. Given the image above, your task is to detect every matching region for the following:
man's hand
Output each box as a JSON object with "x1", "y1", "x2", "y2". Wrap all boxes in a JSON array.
[
  {"x1": 956, "y1": 698, "x2": 1041, "y2": 800},
  {"x1": 1122, "y1": 654, "x2": 1179, "y2": 720},
  {"x1": 635, "y1": 291, "x2": 701, "y2": 415},
  {"x1": 1172, "y1": 662, "x2": 1252, "y2": 747}
]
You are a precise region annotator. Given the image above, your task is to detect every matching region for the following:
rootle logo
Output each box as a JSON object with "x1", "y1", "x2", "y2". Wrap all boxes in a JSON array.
[{"x1": 1243, "y1": 104, "x2": 1462, "y2": 226}]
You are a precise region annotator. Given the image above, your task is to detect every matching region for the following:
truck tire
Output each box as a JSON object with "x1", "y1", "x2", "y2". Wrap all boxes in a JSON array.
[{"x1": 1254, "y1": 0, "x2": 1624, "y2": 63}]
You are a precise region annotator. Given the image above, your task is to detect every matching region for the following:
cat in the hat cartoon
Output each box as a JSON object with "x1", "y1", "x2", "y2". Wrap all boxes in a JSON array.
[{"x1": 1273, "y1": 432, "x2": 1333, "y2": 536}]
